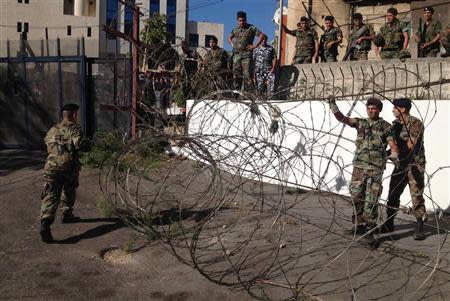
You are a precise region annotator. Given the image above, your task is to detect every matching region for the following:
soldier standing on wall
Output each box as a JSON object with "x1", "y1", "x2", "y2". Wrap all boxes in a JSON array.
[
  {"x1": 344, "y1": 13, "x2": 375, "y2": 61},
  {"x1": 415, "y1": 6, "x2": 442, "y2": 58},
  {"x1": 327, "y1": 97, "x2": 399, "y2": 245},
  {"x1": 319, "y1": 16, "x2": 343, "y2": 62},
  {"x1": 228, "y1": 11, "x2": 264, "y2": 90},
  {"x1": 377, "y1": 7, "x2": 410, "y2": 60},
  {"x1": 40, "y1": 104, "x2": 86, "y2": 243},
  {"x1": 203, "y1": 36, "x2": 229, "y2": 89},
  {"x1": 282, "y1": 17, "x2": 319, "y2": 64},
  {"x1": 253, "y1": 34, "x2": 277, "y2": 98}
]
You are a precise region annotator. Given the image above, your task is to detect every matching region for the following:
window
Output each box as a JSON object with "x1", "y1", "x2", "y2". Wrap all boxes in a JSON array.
[
  {"x1": 106, "y1": 0, "x2": 118, "y2": 39},
  {"x1": 205, "y1": 35, "x2": 215, "y2": 48},
  {"x1": 87, "y1": 27, "x2": 91, "y2": 37},
  {"x1": 124, "y1": 0, "x2": 135, "y2": 36},
  {"x1": 189, "y1": 34, "x2": 199, "y2": 47},
  {"x1": 64, "y1": 0, "x2": 74, "y2": 15},
  {"x1": 167, "y1": 0, "x2": 176, "y2": 43},
  {"x1": 25, "y1": 0, "x2": 29, "y2": 3},
  {"x1": 24, "y1": 22, "x2": 28, "y2": 33},
  {"x1": 150, "y1": 0, "x2": 160, "y2": 15},
  {"x1": 17, "y1": 22, "x2": 22, "y2": 32},
  {"x1": 67, "y1": 25, "x2": 72, "y2": 36},
  {"x1": 18, "y1": 0, "x2": 22, "y2": 3}
]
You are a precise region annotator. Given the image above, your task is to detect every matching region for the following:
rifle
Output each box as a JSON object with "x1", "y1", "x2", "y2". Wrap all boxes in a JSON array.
[
  {"x1": 318, "y1": 35, "x2": 326, "y2": 62},
  {"x1": 417, "y1": 18, "x2": 425, "y2": 58},
  {"x1": 342, "y1": 25, "x2": 369, "y2": 61}
]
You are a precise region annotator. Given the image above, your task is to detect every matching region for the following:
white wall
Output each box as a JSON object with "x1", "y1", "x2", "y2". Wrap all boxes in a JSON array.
[{"x1": 186, "y1": 99, "x2": 450, "y2": 213}]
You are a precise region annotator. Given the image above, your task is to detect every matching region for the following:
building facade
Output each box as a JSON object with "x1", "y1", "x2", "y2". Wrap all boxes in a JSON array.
[
  {"x1": 186, "y1": 21, "x2": 224, "y2": 56},
  {"x1": 0, "y1": 0, "x2": 220, "y2": 58}
]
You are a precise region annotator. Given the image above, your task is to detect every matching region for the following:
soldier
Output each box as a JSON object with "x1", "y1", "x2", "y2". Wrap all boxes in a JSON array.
[
  {"x1": 282, "y1": 17, "x2": 319, "y2": 64},
  {"x1": 382, "y1": 98, "x2": 426, "y2": 240},
  {"x1": 319, "y1": 16, "x2": 343, "y2": 62},
  {"x1": 178, "y1": 41, "x2": 202, "y2": 98},
  {"x1": 253, "y1": 34, "x2": 277, "y2": 97},
  {"x1": 228, "y1": 11, "x2": 264, "y2": 90},
  {"x1": 40, "y1": 104, "x2": 85, "y2": 243},
  {"x1": 441, "y1": 24, "x2": 450, "y2": 57},
  {"x1": 415, "y1": 6, "x2": 442, "y2": 58},
  {"x1": 344, "y1": 13, "x2": 375, "y2": 61},
  {"x1": 203, "y1": 35, "x2": 229, "y2": 89},
  {"x1": 328, "y1": 97, "x2": 399, "y2": 242},
  {"x1": 377, "y1": 7, "x2": 409, "y2": 59}
]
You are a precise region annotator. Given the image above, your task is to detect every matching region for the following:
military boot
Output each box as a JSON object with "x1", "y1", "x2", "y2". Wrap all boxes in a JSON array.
[
  {"x1": 61, "y1": 212, "x2": 80, "y2": 223},
  {"x1": 413, "y1": 218, "x2": 425, "y2": 240},
  {"x1": 40, "y1": 219, "x2": 53, "y2": 243},
  {"x1": 380, "y1": 218, "x2": 395, "y2": 234}
]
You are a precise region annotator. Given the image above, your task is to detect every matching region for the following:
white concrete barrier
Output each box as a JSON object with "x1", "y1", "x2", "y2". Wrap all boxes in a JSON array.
[{"x1": 187, "y1": 99, "x2": 450, "y2": 213}]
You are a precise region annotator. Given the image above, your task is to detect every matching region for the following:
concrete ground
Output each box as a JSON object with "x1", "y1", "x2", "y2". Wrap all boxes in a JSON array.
[{"x1": 1, "y1": 149, "x2": 449, "y2": 300}]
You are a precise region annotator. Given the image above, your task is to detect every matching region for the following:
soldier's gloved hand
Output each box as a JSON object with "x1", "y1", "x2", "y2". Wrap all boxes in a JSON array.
[
  {"x1": 387, "y1": 152, "x2": 400, "y2": 169},
  {"x1": 327, "y1": 95, "x2": 339, "y2": 114}
]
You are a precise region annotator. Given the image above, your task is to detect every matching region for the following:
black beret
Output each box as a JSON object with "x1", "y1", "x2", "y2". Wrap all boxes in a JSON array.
[
  {"x1": 366, "y1": 97, "x2": 383, "y2": 110},
  {"x1": 324, "y1": 15, "x2": 334, "y2": 22},
  {"x1": 300, "y1": 16, "x2": 309, "y2": 23},
  {"x1": 352, "y1": 13, "x2": 363, "y2": 20},
  {"x1": 62, "y1": 103, "x2": 79, "y2": 112},
  {"x1": 393, "y1": 98, "x2": 412, "y2": 110},
  {"x1": 237, "y1": 11, "x2": 246, "y2": 18},
  {"x1": 424, "y1": 6, "x2": 434, "y2": 13},
  {"x1": 387, "y1": 7, "x2": 398, "y2": 15},
  {"x1": 208, "y1": 35, "x2": 218, "y2": 42}
]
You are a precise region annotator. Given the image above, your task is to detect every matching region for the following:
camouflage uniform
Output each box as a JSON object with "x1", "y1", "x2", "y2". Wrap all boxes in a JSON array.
[
  {"x1": 179, "y1": 49, "x2": 201, "y2": 98},
  {"x1": 386, "y1": 115, "x2": 426, "y2": 220},
  {"x1": 320, "y1": 27, "x2": 343, "y2": 62},
  {"x1": 349, "y1": 118, "x2": 395, "y2": 226},
  {"x1": 417, "y1": 19, "x2": 442, "y2": 57},
  {"x1": 40, "y1": 120, "x2": 83, "y2": 224},
  {"x1": 440, "y1": 25, "x2": 450, "y2": 55},
  {"x1": 379, "y1": 19, "x2": 408, "y2": 59},
  {"x1": 348, "y1": 24, "x2": 375, "y2": 61},
  {"x1": 230, "y1": 24, "x2": 261, "y2": 89},
  {"x1": 291, "y1": 28, "x2": 318, "y2": 64},
  {"x1": 253, "y1": 44, "x2": 276, "y2": 97},
  {"x1": 204, "y1": 46, "x2": 229, "y2": 89}
]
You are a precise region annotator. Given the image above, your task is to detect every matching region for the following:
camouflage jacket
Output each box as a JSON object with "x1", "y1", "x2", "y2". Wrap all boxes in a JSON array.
[
  {"x1": 44, "y1": 120, "x2": 84, "y2": 171},
  {"x1": 392, "y1": 115, "x2": 426, "y2": 166},
  {"x1": 417, "y1": 19, "x2": 442, "y2": 52},
  {"x1": 380, "y1": 19, "x2": 408, "y2": 50},
  {"x1": 293, "y1": 28, "x2": 318, "y2": 56},
  {"x1": 253, "y1": 44, "x2": 276, "y2": 73},
  {"x1": 351, "y1": 118, "x2": 395, "y2": 171},
  {"x1": 204, "y1": 47, "x2": 228, "y2": 72},
  {"x1": 321, "y1": 27, "x2": 343, "y2": 56},
  {"x1": 348, "y1": 23, "x2": 375, "y2": 51},
  {"x1": 180, "y1": 49, "x2": 201, "y2": 77},
  {"x1": 442, "y1": 30, "x2": 450, "y2": 50},
  {"x1": 231, "y1": 24, "x2": 261, "y2": 55}
]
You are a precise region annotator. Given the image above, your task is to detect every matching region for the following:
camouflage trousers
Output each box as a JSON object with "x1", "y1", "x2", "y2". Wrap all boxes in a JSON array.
[
  {"x1": 293, "y1": 55, "x2": 313, "y2": 64},
  {"x1": 350, "y1": 167, "x2": 383, "y2": 226},
  {"x1": 380, "y1": 49, "x2": 400, "y2": 59},
  {"x1": 350, "y1": 50, "x2": 368, "y2": 61},
  {"x1": 232, "y1": 54, "x2": 253, "y2": 90},
  {"x1": 321, "y1": 54, "x2": 337, "y2": 62},
  {"x1": 386, "y1": 164, "x2": 426, "y2": 219},
  {"x1": 421, "y1": 49, "x2": 439, "y2": 58},
  {"x1": 40, "y1": 169, "x2": 79, "y2": 224},
  {"x1": 255, "y1": 71, "x2": 276, "y2": 97}
]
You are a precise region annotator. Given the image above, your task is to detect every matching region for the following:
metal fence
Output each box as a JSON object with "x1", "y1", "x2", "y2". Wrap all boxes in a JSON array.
[{"x1": 0, "y1": 38, "x2": 132, "y2": 148}]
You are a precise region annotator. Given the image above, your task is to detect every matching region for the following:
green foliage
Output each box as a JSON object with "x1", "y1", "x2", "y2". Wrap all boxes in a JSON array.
[
  {"x1": 141, "y1": 14, "x2": 168, "y2": 45},
  {"x1": 173, "y1": 87, "x2": 186, "y2": 107},
  {"x1": 97, "y1": 196, "x2": 115, "y2": 218},
  {"x1": 80, "y1": 131, "x2": 124, "y2": 168}
]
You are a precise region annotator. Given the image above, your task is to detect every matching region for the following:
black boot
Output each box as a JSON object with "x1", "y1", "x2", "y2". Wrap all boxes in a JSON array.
[
  {"x1": 40, "y1": 219, "x2": 53, "y2": 243},
  {"x1": 380, "y1": 218, "x2": 395, "y2": 233},
  {"x1": 346, "y1": 224, "x2": 367, "y2": 235},
  {"x1": 413, "y1": 218, "x2": 425, "y2": 240},
  {"x1": 61, "y1": 212, "x2": 80, "y2": 223}
]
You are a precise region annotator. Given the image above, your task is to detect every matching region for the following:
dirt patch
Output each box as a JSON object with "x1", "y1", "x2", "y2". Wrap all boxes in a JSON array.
[{"x1": 100, "y1": 247, "x2": 131, "y2": 264}]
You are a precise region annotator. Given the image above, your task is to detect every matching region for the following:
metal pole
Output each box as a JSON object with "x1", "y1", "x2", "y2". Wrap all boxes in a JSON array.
[
  {"x1": 131, "y1": 5, "x2": 140, "y2": 139},
  {"x1": 277, "y1": 0, "x2": 283, "y2": 60}
]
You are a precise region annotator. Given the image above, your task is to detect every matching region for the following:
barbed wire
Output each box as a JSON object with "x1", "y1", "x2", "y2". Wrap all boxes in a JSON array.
[{"x1": 98, "y1": 42, "x2": 450, "y2": 301}]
